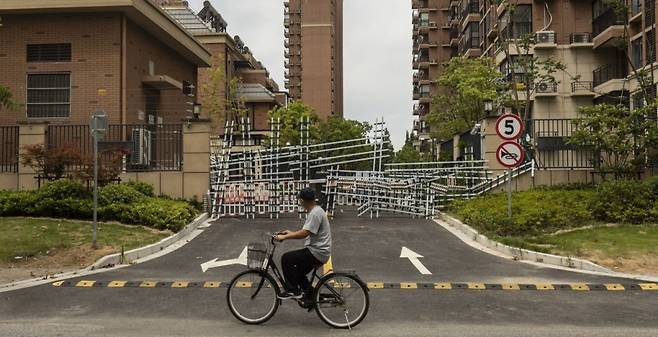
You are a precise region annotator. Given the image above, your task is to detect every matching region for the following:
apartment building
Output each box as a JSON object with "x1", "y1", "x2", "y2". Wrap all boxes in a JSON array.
[
  {"x1": 161, "y1": 0, "x2": 286, "y2": 136},
  {"x1": 0, "y1": 0, "x2": 211, "y2": 126},
  {"x1": 284, "y1": 0, "x2": 343, "y2": 120},
  {"x1": 413, "y1": 0, "x2": 658, "y2": 166},
  {"x1": 411, "y1": 0, "x2": 454, "y2": 151}
]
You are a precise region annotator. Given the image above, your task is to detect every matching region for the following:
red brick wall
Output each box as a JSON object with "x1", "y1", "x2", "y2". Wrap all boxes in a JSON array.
[
  {"x1": 124, "y1": 19, "x2": 198, "y2": 124},
  {"x1": 0, "y1": 13, "x2": 122, "y2": 125},
  {"x1": 0, "y1": 12, "x2": 200, "y2": 126}
]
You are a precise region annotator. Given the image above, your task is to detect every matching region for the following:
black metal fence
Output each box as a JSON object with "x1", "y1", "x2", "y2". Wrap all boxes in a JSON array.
[
  {"x1": 530, "y1": 119, "x2": 597, "y2": 169},
  {"x1": 47, "y1": 124, "x2": 183, "y2": 172},
  {"x1": 593, "y1": 62, "x2": 627, "y2": 87},
  {"x1": 0, "y1": 126, "x2": 19, "y2": 173}
]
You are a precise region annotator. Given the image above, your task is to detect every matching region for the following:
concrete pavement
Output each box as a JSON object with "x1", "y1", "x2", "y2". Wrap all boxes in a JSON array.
[{"x1": 1, "y1": 208, "x2": 657, "y2": 336}]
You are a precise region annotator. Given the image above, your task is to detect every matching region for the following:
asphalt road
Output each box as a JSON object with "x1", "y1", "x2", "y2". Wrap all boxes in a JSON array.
[{"x1": 1, "y1": 208, "x2": 657, "y2": 337}]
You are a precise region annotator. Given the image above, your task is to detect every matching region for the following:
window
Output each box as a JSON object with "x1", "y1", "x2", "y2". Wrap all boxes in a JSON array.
[
  {"x1": 647, "y1": 29, "x2": 656, "y2": 65},
  {"x1": 26, "y1": 73, "x2": 71, "y2": 118},
  {"x1": 26, "y1": 44, "x2": 71, "y2": 62},
  {"x1": 631, "y1": 38, "x2": 643, "y2": 69},
  {"x1": 501, "y1": 5, "x2": 532, "y2": 39}
]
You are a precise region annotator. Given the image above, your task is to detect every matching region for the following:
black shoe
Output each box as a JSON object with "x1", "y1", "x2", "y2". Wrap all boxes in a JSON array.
[{"x1": 277, "y1": 291, "x2": 303, "y2": 300}]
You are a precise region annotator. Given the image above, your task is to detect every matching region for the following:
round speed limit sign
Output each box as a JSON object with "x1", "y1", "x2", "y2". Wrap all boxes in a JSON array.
[
  {"x1": 496, "y1": 141, "x2": 525, "y2": 168},
  {"x1": 495, "y1": 114, "x2": 524, "y2": 140}
]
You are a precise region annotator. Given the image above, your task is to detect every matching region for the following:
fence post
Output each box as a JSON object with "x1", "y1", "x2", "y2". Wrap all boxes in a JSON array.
[
  {"x1": 182, "y1": 118, "x2": 211, "y2": 201},
  {"x1": 17, "y1": 122, "x2": 48, "y2": 190}
]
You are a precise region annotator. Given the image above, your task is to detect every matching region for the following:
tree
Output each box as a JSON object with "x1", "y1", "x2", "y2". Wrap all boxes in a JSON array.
[
  {"x1": 568, "y1": 103, "x2": 658, "y2": 178},
  {"x1": 200, "y1": 54, "x2": 226, "y2": 131},
  {"x1": 268, "y1": 101, "x2": 319, "y2": 146},
  {"x1": 394, "y1": 143, "x2": 433, "y2": 163},
  {"x1": 496, "y1": 3, "x2": 565, "y2": 122},
  {"x1": 426, "y1": 57, "x2": 507, "y2": 140},
  {"x1": 20, "y1": 144, "x2": 81, "y2": 180},
  {"x1": 0, "y1": 85, "x2": 18, "y2": 110}
]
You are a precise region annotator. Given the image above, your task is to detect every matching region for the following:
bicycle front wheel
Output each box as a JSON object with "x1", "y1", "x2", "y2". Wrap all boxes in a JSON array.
[
  {"x1": 314, "y1": 272, "x2": 370, "y2": 329},
  {"x1": 226, "y1": 269, "x2": 279, "y2": 325}
]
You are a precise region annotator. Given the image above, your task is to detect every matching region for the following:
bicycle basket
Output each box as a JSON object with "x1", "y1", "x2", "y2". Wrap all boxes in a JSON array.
[{"x1": 247, "y1": 242, "x2": 268, "y2": 270}]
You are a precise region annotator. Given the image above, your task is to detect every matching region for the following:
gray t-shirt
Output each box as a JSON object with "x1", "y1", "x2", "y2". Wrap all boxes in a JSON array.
[{"x1": 302, "y1": 205, "x2": 332, "y2": 263}]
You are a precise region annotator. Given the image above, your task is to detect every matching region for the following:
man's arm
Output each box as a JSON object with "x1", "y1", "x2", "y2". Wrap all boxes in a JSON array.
[{"x1": 276, "y1": 229, "x2": 311, "y2": 241}]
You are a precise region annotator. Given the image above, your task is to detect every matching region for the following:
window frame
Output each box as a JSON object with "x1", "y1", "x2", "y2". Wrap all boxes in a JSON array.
[
  {"x1": 26, "y1": 43, "x2": 72, "y2": 63},
  {"x1": 25, "y1": 72, "x2": 72, "y2": 119}
]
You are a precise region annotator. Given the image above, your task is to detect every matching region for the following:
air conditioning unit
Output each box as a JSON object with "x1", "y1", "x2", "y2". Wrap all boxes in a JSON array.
[
  {"x1": 536, "y1": 31, "x2": 555, "y2": 44},
  {"x1": 536, "y1": 82, "x2": 556, "y2": 93},
  {"x1": 131, "y1": 128, "x2": 152, "y2": 166}
]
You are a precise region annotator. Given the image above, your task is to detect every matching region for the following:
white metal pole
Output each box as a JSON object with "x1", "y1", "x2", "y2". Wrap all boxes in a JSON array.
[{"x1": 92, "y1": 127, "x2": 98, "y2": 249}]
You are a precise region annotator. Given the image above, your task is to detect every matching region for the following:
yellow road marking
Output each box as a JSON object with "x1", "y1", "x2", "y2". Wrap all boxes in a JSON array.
[
  {"x1": 570, "y1": 283, "x2": 590, "y2": 291},
  {"x1": 108, "y1": 281, "x2": 127, "y2": 288},
  {"x1": 604, "y1": 284, "x2": 624, "y2": 291},
  {"x1": 536, "y1": 284, "x2": 554, "y2": 290},
  {"x1": 501, "y1": 283, "x2": 520, "y2": 290},
  {"x1": 467, "y1": 283, "x2": 485, "y2": 290},
  {"x1": 139, "y1": 281, "x2": 157, "y2": 288},
  {"x1": 236, "y1": 281, "x2": 252, "y2": 288},
  {"x1": 52, "y1": 281, "x2": 64, "y2": 287},
  {"x1": 323, "y1": 256, "x2": 333, "y2": 275},
  {"x1": 203, "y1": 281, "x2": 221, "y2": 288},
  {"x1": 639, "y1": 283, "x2": 658, "y2": 290},
  {"x1": 400, "y1": 282, "x2": 417, "y2": 289},
  {"x1": 172, "y1": 281, "x2": 189, "y2": 288},
  {"x1": 367, "y1": 282, "x2": 384, "y2": 289},
  {"x1": 75, "y1": 280, "x2": 95, "y2": 288},
  {"x1": 434, "y1": 282, "x2": 452, "y2": 289}
]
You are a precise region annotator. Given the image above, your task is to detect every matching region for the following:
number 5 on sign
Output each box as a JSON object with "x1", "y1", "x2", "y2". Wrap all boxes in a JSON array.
[{"x1": 495, "y1": 114, "x2": 524, "y2": 140}]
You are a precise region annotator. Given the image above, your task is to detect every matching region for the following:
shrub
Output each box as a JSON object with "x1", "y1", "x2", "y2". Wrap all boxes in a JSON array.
[
  {"x1": 451, "y1": 188, "x2": 595, "y2": 237},
  {"x1": 128, "y1": 198, "x2": 196, "y2": 232},
  {"x1": 0, "y1": 191, "x2": 37, "y2": 216},
  {"x1": 33, "y1": 197, "x2": 93, "y2": 219},
  {"x1": 589, "y1": 180, "x2": 654, "y2": 224},
  {"x1": 124, "y1": 181, "x2": 155, "y2": 197},
  {"x1": 98, "y1": 184, "x2": 146, "y2": 206},
  {"x1": 37, "y1": 179, "x2": 90, "y2": 200},
  {"x1": 20, "y1": 144, "x2": 81, "y2": 179},
  {"x1": 646, "y1": 176, "x2": 658, "y2": 200}
]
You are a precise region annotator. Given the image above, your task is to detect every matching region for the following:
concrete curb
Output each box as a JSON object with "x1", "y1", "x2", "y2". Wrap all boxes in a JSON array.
[
  {"x1": 90, "y1": 213, "x2": 209, "y2": 269},
  {"x1": 435, "y1": 213, "x2": 658, "y2": 283},
  {"x1": 0, "y1": 213, "x2": 210, "y2": 293}
]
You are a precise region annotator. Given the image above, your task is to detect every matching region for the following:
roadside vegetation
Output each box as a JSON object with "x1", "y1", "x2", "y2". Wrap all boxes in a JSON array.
[
  {"x1": 0, "y1": 180, "x2": 199, "y2": 232},
  {"x1": 449, "y1": 177, "x2": 658, "y2": 274},
  {"x1": 0, "y1": 217, "x2": 168, "y2": 265}
]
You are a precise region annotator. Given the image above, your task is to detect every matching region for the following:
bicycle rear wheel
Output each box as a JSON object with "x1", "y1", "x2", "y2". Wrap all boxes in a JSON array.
[
  {"x1": 226, "y1": 269, "x2": 279, "y2": 324},
  {"x1": 314, "y1": 273, "x2": 369, "y2": 329}
]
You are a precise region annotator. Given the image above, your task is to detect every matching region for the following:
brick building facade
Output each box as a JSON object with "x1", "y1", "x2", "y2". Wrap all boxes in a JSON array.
[{"x1": 0, "y1": 0, "x2": 211, "y2": 126}]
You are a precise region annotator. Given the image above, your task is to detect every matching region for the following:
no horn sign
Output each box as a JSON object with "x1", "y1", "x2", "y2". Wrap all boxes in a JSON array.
[{"x1": 496, "y1": 141, "x2": 525, "y2": 168}]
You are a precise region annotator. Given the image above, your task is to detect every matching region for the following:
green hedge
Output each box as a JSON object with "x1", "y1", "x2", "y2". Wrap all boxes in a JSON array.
[
  {"x1": 451, "y1": 188, "x2": 596, "y2": 237},
  {"x1": 0, "y1": 179, "x2": 197, "y2": 232},
  {"x1": 451, "y1": 178, "x2": 658, "y2": 237}
]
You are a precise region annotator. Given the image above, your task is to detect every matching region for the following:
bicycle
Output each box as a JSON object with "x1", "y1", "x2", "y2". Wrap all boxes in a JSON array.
[{"x1": 226, "y1": 233, "x2": 370, "y2": 329}]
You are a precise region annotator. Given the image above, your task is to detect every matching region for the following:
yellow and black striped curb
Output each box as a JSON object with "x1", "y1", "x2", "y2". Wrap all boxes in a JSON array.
[{"x1": 51, "y1": 280, "x2": 658, "y2": 292}]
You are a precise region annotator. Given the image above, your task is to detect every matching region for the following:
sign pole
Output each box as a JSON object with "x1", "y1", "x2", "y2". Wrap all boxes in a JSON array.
[
  {"x1": 92, "y1": 129, "x2": 98, "y2": 249},
  {"x1": 89, "y1": 110, "x2": 107, "y2": 250},
  {"x1": 507, "y1": 168, "x2": 512, "y2": 219}
]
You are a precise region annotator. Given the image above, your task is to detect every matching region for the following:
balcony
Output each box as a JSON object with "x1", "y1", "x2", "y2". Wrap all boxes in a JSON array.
[
  {"x1": 461, "y1": 1, "x2": 479, "y2": 19},
  {"x1": 569, "y1": 32, "x2": 593, "y2": 47},
  {"x1": 413, "y1": 9, "x2": 419, "y2": 23},
  {"x1": 592, "y1": 8, "x2": 625, "y2": 48},
  {"x1": 593, "y1": 63, "x2": 628, "y2": 90},
  {"x1": 571, "y1": 81, "x2": 595, "y2": 97},
  {"x1": 413, "y1": 104, "x2": 426, "y2": 116},
  {"x1": 500, "y1": 22, "x2": 532, "y2": 40}
]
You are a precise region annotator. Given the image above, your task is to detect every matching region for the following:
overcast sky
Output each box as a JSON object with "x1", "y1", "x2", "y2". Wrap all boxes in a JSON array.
[{"x1": 187, "y1": 0, "x2": 413, "y2": 149}]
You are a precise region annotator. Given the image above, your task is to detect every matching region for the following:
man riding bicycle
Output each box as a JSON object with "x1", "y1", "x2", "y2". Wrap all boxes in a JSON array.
[{"x1": 275, "y1": 187, "x2": 332, "y2": 302}]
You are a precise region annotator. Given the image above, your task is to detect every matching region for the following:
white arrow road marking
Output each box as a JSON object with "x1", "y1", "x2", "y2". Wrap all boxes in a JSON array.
[
  {"x1": 400, "y1": 247, "x2": 432, "y2": 275},
  {"x1": 201, "y1": 246, "x2": 248, "y2": 273}
]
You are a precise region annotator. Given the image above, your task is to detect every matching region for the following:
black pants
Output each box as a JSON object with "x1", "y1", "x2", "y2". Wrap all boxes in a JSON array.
[{"x1": 281, "y1": 248, "x2": 322, "y2": 293}]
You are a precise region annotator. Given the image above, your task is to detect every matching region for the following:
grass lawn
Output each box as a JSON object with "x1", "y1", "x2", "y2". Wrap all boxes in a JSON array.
[
  {"x1": 0, "y1": 217, "x2": 169, "y2": 265},
  {"x1": 498, "y1": 224, "x2": 658, "y2": 275}
]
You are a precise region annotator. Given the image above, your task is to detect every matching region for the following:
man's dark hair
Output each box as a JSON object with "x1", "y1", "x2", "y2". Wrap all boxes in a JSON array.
[{"x1": 297, "y1": 187, "x2": 316, "y2": 201}]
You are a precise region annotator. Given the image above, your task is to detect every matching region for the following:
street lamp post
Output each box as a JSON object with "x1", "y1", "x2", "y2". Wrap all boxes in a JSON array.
[{"x1": 90, "y1": 111, "x2": 107, "y2": 249}]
